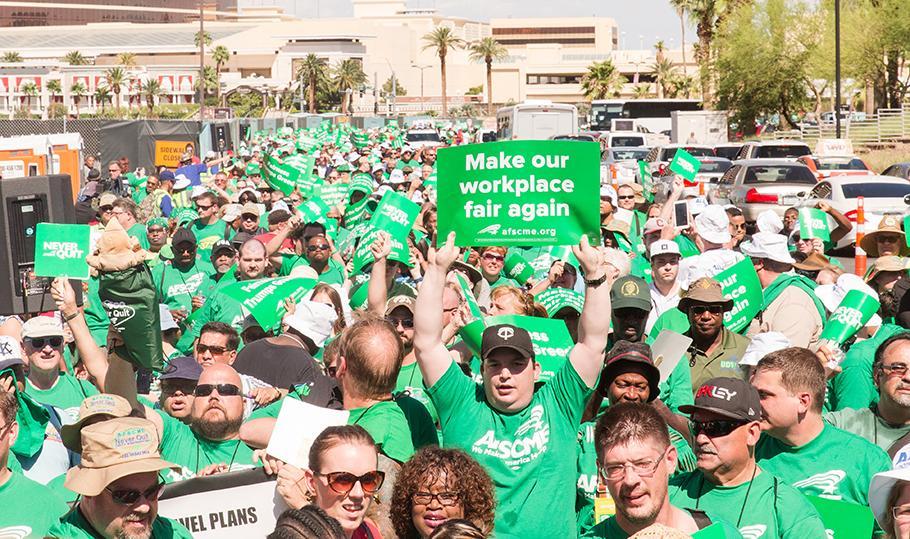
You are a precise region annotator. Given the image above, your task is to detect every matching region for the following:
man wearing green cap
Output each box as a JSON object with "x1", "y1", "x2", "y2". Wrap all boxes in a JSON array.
[{"x1": 145, "y1": 217, "x2": 170, "y2": 269}]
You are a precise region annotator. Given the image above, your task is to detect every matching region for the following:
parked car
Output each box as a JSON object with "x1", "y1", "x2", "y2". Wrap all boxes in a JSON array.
[
  {"x1": 797, "y1": 155, "x2": 874, "y2": 180},
  {"x1": 882, "y1": 162, "x2": 910, "y2": 180},
  {"x1": 709, "y1": 159, "x2": 818, "y2": 221},
  {"x1": 602, "y1": 147, "x2": 651, "y2": 185},
  {"x1": 606, "y1": 131, "x2": 647, "y2": 148},
  {"x1": 405, "y1": 129, "x2": 442, "y2": 149},
  {"x1": 714, "y1": 143, "x2": 744, "y2": 161},
  {"x1": 798, "y1": 175, "x2": 910, "y2": 248},
  {"x1": 644, "y1": 144, "x2": 716, "y2": 176},
  {"x1": 735, "y1": 140, "x2": 812, "y2": 161}
]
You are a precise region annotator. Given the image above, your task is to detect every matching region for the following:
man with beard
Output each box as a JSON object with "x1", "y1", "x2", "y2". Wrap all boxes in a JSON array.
[
  {"x1": 153, "y1": 227, "x2": 213, "y2": 324},
  {"x1": 669, "y1": 378, "x2": 826, "y2": 537},
  {"x1": 48, "y1": 417, "x2": 192, "y2": 538},
  {"x1": 585, "y1": 403, "x2": 740, "y2": 537},
  {"x1": 208, "y1": 240, "x2": 237, "y2": 287}
]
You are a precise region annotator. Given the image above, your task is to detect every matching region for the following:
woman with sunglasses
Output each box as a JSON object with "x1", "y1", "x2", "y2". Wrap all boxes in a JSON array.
[{"x1": 390, "y1": 447, "x2": 495, "y2": 539}]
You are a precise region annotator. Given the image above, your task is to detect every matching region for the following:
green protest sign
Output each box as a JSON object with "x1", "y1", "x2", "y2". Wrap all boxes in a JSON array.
[
  {"x1": 297, "y1": 199, "x2": 330, "y2": 224},
  {"x1": 351, "y1": 191, "x2": 420, "y2": 272},
  {"x1": 714, "y1": 258, "x2": 763, "y2": 333},
  {"x1": 458, "y1": 314, "x2": 573, "y2": 382},
  {"x1": 455, "y1": 273, "x2": 483, "y2": 319},
  {"x1": 536, "y1": 288, "x2": 585, "y2": 317},
  {"x1": 691, "y1": 523, "x2": 734, "y2": 538},
  {"x1": 319, "y1": 183, "x2": 350, "y2": 209},
  {"x1": 436, "y1": 140, "x2": 601, "y2": 247},
  {"x1": 638, "y1": 160, "x2": 654, "y2": 202},
  {"x1": 799, "y1": 207, "x2": 830, "y2": 241},
  {"x1": 819, "y1": 289, "x2": 880, "y2": 345},
  {"x1": 286, "y1": 154, "x2": 317, "y2": 195},
  {"x1": 220, "y1": 276, "x2": 317, "y2": 332},
  {"x1": 349, "y1": 173, "x2": 374, "y2": 196},
  {"x1": 504, "y1": 251, "x2": 535, "y2": 285},
  {"x1": 34, "y1": 223, "x2": 91, "y2": 280},
  {"x1": 262, "y1": 155, "x2": 300, "y2": 195},
  {"x1": 669, "y1": 148, "x2": 701, "y2": 181},
  {"x1": 296, "y1": 136, "x2": 319, "y2": 152},
  {"x1": 807, "y1": 495, "x2": 873, "y2": 539}
]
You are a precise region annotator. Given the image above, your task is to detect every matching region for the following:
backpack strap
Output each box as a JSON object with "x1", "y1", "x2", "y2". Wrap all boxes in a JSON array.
[{"x1": 686, "y1": 508, "x2": 714, "y2": 530}]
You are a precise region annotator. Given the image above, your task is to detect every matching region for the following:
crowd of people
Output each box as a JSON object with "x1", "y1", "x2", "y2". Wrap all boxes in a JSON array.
[{"x1": 3, "y1": 121, "x2": 910, "y2": 539}]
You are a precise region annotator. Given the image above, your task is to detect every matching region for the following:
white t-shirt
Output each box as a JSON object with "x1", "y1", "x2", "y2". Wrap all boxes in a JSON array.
[{"x1": 646, "y1": 281, "x2": 681, "y2": 333}]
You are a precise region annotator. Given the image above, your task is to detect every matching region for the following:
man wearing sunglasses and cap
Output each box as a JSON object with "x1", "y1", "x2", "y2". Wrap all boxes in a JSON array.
[
  {"x1": 48, "y1": 417, "x2": 192, "y2": 538},
  {"x1": 152, "y1": 227, "x2": 214, "y2": 325},
  {"x1": 669, "y1": 377, "x2": 826, "y2": 537}
]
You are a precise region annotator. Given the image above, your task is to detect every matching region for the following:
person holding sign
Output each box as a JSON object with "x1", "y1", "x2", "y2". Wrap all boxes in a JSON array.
[{"x1": 414, "y1": 232, "x2": 612, "y2": 539}]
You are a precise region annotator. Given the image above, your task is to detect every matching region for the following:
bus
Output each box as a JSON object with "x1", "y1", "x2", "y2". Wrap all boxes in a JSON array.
[
  {"x1": 496, "y1": 101, "x2": 578, "y2": 140},
  {"x1": 590, "y1": 99, "x2": 702, "y2": 134}
]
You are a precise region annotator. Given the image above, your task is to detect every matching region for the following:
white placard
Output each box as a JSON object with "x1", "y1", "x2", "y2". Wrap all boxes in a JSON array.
[
  {"x1": 265, "y1": 398, "x2": 349, "y2": 468},
  {"x1": 651, "y1": 330, "x2": 693, "y2": 381}
]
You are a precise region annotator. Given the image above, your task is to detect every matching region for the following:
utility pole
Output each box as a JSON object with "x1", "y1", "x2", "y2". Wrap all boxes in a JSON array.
[
  {"x1": 198, "y1": 2, "x2": 205, "y2": 122},
  {"x1": 390, "y1": 70, "x2": 396, "y2": 117},
  {"x1": 834, "y1": 0, "x2": 842, "y2": 139},
  {"x1": 299, "y1": 64, "x2": 304, "y2": 112},
  {"x1": 373, "y1": 71, "x2": 379, "y2": 115}
]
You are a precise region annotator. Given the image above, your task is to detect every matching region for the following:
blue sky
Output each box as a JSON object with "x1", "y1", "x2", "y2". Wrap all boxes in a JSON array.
[{"x1": 247, "y1": 0, "x2": 692, "y2": 50}]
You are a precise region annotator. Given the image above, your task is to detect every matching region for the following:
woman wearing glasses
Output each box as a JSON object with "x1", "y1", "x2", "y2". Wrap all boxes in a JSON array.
[{"x1": 390, "y1": 447, "x2": 495, "y2": 539}]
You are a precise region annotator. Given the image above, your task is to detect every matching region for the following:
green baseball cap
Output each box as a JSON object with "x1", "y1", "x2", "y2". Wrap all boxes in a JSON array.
[{"x1": 610, "y1": 276, "x2": 651, "y2": 312}]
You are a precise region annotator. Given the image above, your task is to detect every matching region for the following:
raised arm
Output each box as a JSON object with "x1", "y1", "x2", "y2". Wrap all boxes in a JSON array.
[
  {"x1": 413, "y1": 231, "x2": 459, "y2": 386},
  {"x1": 367, "y1": 231, "x2": 392, "y2": 315},
  {"x1": 819, "y1": 201, "x2": 852, "y2": 243},
  {"x1": 51, "y1": 278, "x2": 107, "y2": 390},
  {"x1": 104, "y1": 343, "x2": 164, "y2": 434},
  {"x1": 569, "y1": 235, "x2": 611, "y2": 387}
]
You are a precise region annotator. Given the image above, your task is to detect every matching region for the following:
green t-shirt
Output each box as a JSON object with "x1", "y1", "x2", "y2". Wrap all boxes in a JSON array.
[
  {"x1": 25, "y1": 372, "x2": 99, "y2": 424},
  {"x1": 155, "y1": 409, "x2": 256, "y2": 483},
  {"x1": 669, "y1": 469, "x2": 827, "y2": 538},
  {"x1": 190, "y1": 218, "x2": 231, "y2": 254},
  {"x1": 278, "y1": 253, "x2": 346, "y2": 285},
  {"x1": 127, "y1": 222, "x2": 150, "y2": 250},
  {"x1": 395, "y1": 361, "x2": 438, "y2": 425},
  {"x1": 153, "y1": 259, "x2": 215, "y2": 314},
  {"x1": 427, "y1": 359, "x2": 591, "y2": 539},
  {"x1": 754, "y1": 425, "x2": 891, "y2": 507},
  {"x1": 488, "y1": 274, "x2": 518, "y2": 289},
  {"x1": 824, "y1": 406, "x2": 910, "y2": 459},
  {"x1": 348, "y1": 397, "x2": 437, "y2": 463},
  {"x1": 0, "y1": 471, "x2": 69, "y2": 537},
  {"x1": 49, "y1": 505, "x2": 193, "y2": 539},
  {"x1": 582, "y1": 513, "x2": 743, "y2": 538},
  {"x1": 827, "y1": 324, "x2": 907, "y2": 411}
]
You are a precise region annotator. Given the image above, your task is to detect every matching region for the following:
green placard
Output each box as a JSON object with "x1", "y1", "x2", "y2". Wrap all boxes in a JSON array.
[
  {"x1": 713, "y1": 258, "x2": 763, "y2": 333},
  {"x1": 351, "y1": 191, "x2": 420, "y2": 272},
  {"x1": 458, "y1": 314, "x2": 573, "y2": 382},
  {"x1": 285, "y1": 154, "x2": 317, "y2": 195},
  {"x1": 504, "y1": 251, "x2": 535, "y2": 285},
  {"x1": 638, "y1": 160, "x2": 654, "y2": 202},
  {"x1": 349, "y1": 173, "x2": 375, "y2": 196},
  {"x1": 319, "y1": 183, "x2": 350, "y2": 209},
  {"x1": 219, "y1": 276, "x2": 317, "y2": 332},
  {"x1": 819, "y1": 289, "x2": 880, "y2": 345},
  {"x1": 297, "y1": 199, "x2": 330, "y2": 224},
  {"x1": 799, "y1": 207, "x2": 831, "y2": 241},
  {"x1": 668, "y1": 148, "x2": 701, "y2": 181},
  {"x1": 34, "y1": 223, "x2": 91, "y2": 280},
  {"x1": 262, "y1": 155, "x2": 300, "y2": 195},
  {"x1": 436, "y1": 140, "x2": 601, "y2": 247},
  {"x1": 806, "y1": 495, "x2": 874, "y2": 539},
  {"x1": 455, "y1": 273, "x2": 483, "y2": 319},
  {"x1": 536, "y1": 287, "x2": 585, "y2": 317}
]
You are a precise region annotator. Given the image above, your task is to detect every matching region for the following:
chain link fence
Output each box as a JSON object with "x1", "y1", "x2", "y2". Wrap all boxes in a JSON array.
[{"x1": 0, "y1": 118, "x2": 104, "y2": 157}]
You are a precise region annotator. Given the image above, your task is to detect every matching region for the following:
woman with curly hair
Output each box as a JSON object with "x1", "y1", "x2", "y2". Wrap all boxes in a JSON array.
[{"x1": 391, "y1": 447, "x2": 496, "y2": 539}]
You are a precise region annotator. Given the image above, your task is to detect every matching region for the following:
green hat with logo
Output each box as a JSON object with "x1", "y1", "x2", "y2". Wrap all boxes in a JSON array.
[
  {"x1": 610, "y1": 276, "x2": 651, "y2": 312},
  {"x1": 537, "y1": 288, "x2": 585, "y2": 317},
  {"x1": 245, "y1": 163, "x2": 261, "y2": 177}
]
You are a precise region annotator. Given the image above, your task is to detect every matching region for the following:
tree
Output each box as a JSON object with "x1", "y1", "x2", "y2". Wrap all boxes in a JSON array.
[
  {"x1": 382, "y1": 76, "x2": 407, "y2": 97},
  {"x1": 46, "y1": 79, "x2": 62, "y2": 105},
  {"x1": 422, "y1": 26, "x2": 465, "y2": 117},
  {"x1": 333, "y1": 58, "x2": 367, "y2": 114},
  {"x1": 195, "y1": 65, "x2": 218, "y2": 98},
  {"x1": 105, "y1": 67, "x2": 127, "y2": 110},
  {"x1": 21, "y1": 82, "x2": 38, "y2": 111},
  {"x1": 194, "y1": 31, "x2": 212, "y2": 50},
  {"x1": 2, "y1": 52, "x2": 23, "y2": 63},
  {"x1": 63, "y1": 51, "x2": 89, "y2": 65},
  {"x1": 95, "y1": 85, "x2": 111, "y2": 112},
  {"x1": 652, "y1": 57, "x2": 677, "y2": 99},
  {"x1": 117, "y1": 52, "x2": 137, "y2": 67},
  {"x1": 144, "y1": 79, "x2": 161, "y2": 116},
  {"x1": 468, "y1": 36, "x2": 507, "y2": 115},
  {"x1": 580, "y1": 60, "x2": 627, "y2": 100},
  {"x1": 654, "y1": 40, "x2": 667, "y2": 63},
  {"x1": 70, "y1": 82, "x2": 86, "y2": 118},
  {"x1": 296, "y1": 54, "x2": 328, "y2": 113},
  {"x1": 669, "y1": 0, "x2": 691, "y2": 75},
  {"x1": 212, "y1": 45, "x2": 230, "y2": 106},
  {"x1": 632, "y1": 84, "x2": 653, "y2": 98}
]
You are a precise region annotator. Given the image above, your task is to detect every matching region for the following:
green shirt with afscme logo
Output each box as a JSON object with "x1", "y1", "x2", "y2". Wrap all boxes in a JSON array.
[{"x1": 427, "y1": 359, "x2": 591, "y2": 539}]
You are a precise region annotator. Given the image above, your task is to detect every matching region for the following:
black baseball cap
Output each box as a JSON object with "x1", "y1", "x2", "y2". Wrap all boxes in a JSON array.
[
  {"x1": 679, "y1": 377, "x2": 761, "y2": 422},
  {"x1": 602, "y1": 341, "x2": 660, "y2": 402},
  {"x1": 171, "y1": 227, "x2": 197, "y2": 248},
  {"x1": 211, "y1": 239, "x2": 236, "y2": 259},
  {"x1": 159, "y1": 356, "x2": 203, "y2": 382},
  {"x1": 481, "y1": 324, "x2": 535, "y2": 361}
]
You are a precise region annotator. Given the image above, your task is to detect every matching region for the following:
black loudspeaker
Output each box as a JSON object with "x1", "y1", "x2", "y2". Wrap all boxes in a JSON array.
[
  {"x1": 211, "y1": 123, "x2": 232, "y2": 152},
  {"x1": 0, "y1": 175, "x2": 83, "y2": 315}
]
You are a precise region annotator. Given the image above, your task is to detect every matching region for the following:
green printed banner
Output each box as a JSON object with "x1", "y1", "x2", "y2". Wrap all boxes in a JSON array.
[
  {"x1": 34, "y1": 223, "x2": 91, "y2": 280},
  {"x1": 318, "y1": 183, "x2": 350, "y2": 209},
  {"x1": 713, "y1": 258, "x2": 763, "y2": 333},
  {"x1": 799, "y1": 208, "x2": 830, "y2": 241},
  {"x1": 351, "y1": 191, "x2": 420, "y2": 272},
  {"x1": 807, "y1": 495, "x2": 873, "y2": 539},
  {"x1": 262, "y1": 155, "x2": 299, "y2": 195},
  {"x1": 504, "y1": 251, "x2": 535, "y2": 285},
  {"x1": 668, "y1": 148, "x2": 701, "y2": 181},
  {"x1": 296, "y1": 136, "x2": 319, "y2": 152},
  {"x1": 220, "y1": 276, "x2": 317, "y2": 332},
  {"x1": 819, "y1": 289, "x2": 880, "y2": 345},
  {"x1": 458, "y1": 314, "x2": 573, "y2": 382},
  {"x1": 536, "y1": 288, "x2": 585, "y2": 317},
  {"x1": 436, "y1": 140, "x2": 601, "y2": 247},
  {"x1": 297, "y1": 199, "x2": 330, "y2": 224},
  {"x1": 455, "y1": 273, "x2": 483, "y2": 319},
  {"x1": 638, "y1": 160, "x2": 654, "y2": 202},
  {"x1": 286, "y1": 154, "x2": 317, "y2": 195}
]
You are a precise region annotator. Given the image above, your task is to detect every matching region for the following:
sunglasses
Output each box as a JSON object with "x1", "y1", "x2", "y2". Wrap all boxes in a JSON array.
[
  {"x1": 617, "y1": 195, "x2": 635, "y2": 200},
  {"x1": 315, "y1": 470, "x2": 385, "y2": 495},
  {"x1": 195, "y1": 343, "x2": 228, "y2": 354},
  {"x1": 99, "y1": 205, "x2": 114, "y2": 213},
  {"x1": 307, "y1": 244, "x2": 331, "y2": 252},
  {"x1": 27, "y1": 336, "x2": 63, "y2": 348},
  {"x1": 386, "y1": 317, "x2": 414, "y2": 328},
  {"x1": 194, "y1": 383, "x2": 242, "y2": 397},
  {"x1": 879, "y1": 235, "x2": 901, "y2": 243},
  {"x1": 105, "y1": 482, "x2": 164, "y2": 505},
  {"x1": 241, "y1": 214, "x2": 258, "y2": 221},
  {"x1": 196, "y1": 204, "x2": 213, "y2": 211},
  {"x1": 482, "y1": 253, "x2": 505, "y2": 262},
  {"x1": 689, "y1": 305, "x2": 724, "y2": 316},
  {"x1": 691, "y1": 420, "x2": 746, "y2": 438}
]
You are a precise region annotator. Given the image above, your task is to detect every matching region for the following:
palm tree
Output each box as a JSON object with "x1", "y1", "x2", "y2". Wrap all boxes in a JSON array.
[
  {"x1": 94, "y1": 85, "x2": 111, "y2": 112},
  {"x1": 422, "y1": 26, "x2": 465, "y2": 117},
  {"x1": 333, "y1": 59, "x2": 367, "y2": 114},
  {"x1": 21, "y1": 82, "x2": 38, "y2": 112},
  {"x1": 70, "y1": 82, "x2": 86, "y2": 118},
  {"x1": 117, "y1": 52, "x2": 137, "y2": 67},
  {"x1": 194, "y1": 31, "x2": 212, "y2": 50},
  {"x1": 580, "y1": 60, "x2": 627, "y2": 100},
  {"x1": 654, "y1": 40, "x2": 667, "y2": 63},
  {"x1": 105, "y1": 67, "x2": 127, "y2": 111},
  {"x1": 212, "y1": 45, "x2": 230, "y2": 106},
  {"x1": 195, "y1": 66, "x2": 218, "y2": 101},
  {"x1": 669, "y1": 0, "x2": 691, "y2": 76},
  {"x1": 632, "y1": 84, "x2": 652, "y2": 99},
  {"x1": 468, "y1": 37, "x2": 507, "y2": 115},
  {"x1": 297, "y1": 54, "x2": 328, "y2": 113},
  {"x1": 1, "y1": 52, "x2": 23, "y2": 63},
  {"x1": 144, "y1": 79, "x2": 161, "y2": 116},
  {"x1": 62, "y1": 51, "x2": 89, "y2": 65},
  {"x1": 652, "y1": 57, "x2": 677, "y2": 99},
  {"x1": 46, "y1": 79, "x2": 62, "y2": 105}
]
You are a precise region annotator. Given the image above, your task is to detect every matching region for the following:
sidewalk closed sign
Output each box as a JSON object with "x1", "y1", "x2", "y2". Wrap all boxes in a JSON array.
[
  {"x1": 34, "y1": 223, "x2": 90, "y2": 280},
  {"x1": 436, "y1": 140, "x2": 601, "y2": 247},
  {"x1": 669, "y1": 148, "x2": 702, "y2": 181}
]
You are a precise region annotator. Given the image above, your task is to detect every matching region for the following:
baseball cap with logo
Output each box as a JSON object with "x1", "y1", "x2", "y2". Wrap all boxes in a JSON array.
[
  {"x1": 61, "y1": 394, "x2": 133, "y2": 452},
  {"x1": 648, "y1": 240, "x2": 681, "y2": 260},
  {"x1": 159, "y1": 355, "x2": 203, "y2": 382},
  {"x1": 611, "y1": 276, "x2": 651, "y2": 312},
  {"x1": 385, "y1": 295, "x2": 416, "y2": 317},
  {"x1": 679, "y1": 377, "x2": 761, "y2": 422},
  {"x1": 481, "y1": 324, "x2": 535, "y2": 361},
  {"x1": 22, "y1": 316, "x2": 64, "y2": 339},
  {"x1": 211, "y1": 239, "x2": 236, "y2": 259},
  {"x1": 65, "y1": 417, "x2": 179, "y2": 496},
  {"x1": 0, "y1": 335, "x2": 25, "y2": 372}
]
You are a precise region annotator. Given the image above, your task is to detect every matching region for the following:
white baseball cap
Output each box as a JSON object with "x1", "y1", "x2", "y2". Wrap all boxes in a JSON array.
[
  {"x1": 648, "y1": 240, "x2": 681, "y2": 260},
  {"x1": 694, "y1": 204, "x2": 731, "y2": 244},
  {"x1": 756, "y1": 210, "x2": 783, "y2": 234},
  {"x1": 173, "y1": 174, "x2": 191, "y2": 190},
  {"x1": 740, "y1": 332, "x2": 790, "y2": 366},
  {"x1": 870, "y1": 468, "x2": 910, "y2": 530},
  {"x1": 740, "y1": 232, "x2": 795, "y2": 264},
  {"x1": 282, "y1": 301, "x2": 338, "y2": 348}
]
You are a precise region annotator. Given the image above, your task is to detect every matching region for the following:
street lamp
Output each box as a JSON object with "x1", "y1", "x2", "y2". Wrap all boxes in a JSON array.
[
  {"x1": 834, "y1": 0, "x2": 842, "y2": 138},
  {"x1": 411, "y1": 63, "x2": 431, "y2": 111}
]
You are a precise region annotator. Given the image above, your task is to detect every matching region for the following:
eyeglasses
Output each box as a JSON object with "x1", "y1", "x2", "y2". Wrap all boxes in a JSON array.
[
  {"x1": 241, "y1": 214, "x2": 258, "y2": 221},
  {"x1": 108, "y1": 168, "x2": 119, "y2": 173},
  {"x1": 195, "y1": 343, "x2": 229, "y2": 355},
  {"x1": 194, "y1": 383, "x2": 242, "y2": 397},
  {"x1": 386, "y1": 317, "x2": 414, "y2": 329},
  {"x1": 315, "y1": 470, "x2": 385, "y2": 495},
  {"x1": 879, "y1": 235, "x2": 901, "y2": 243},
  {"x1": 307, "y1": 244, "x2": 331, "y2": 252},
  {"x1": 99, "y1": 205, "x2": 114, "y2": 213},
  {"x1": 600, "y1": 448, "x2": 668, "y2": 480},
  {"x1": 482, "y1": 253, "x2": 505, "y2": 262},
  {"x1": 412, "y1": 491, "x2": 460, "y2": 506},
  {"x1": 27, "y1": 336, "x2": 63, "y2": 349},
  {"x1": 879, "y1": 363, "x2": 909, "y2": 378},
  {"x1": 691, "y1": 420, "x2": 746, "y2": 438},
  {"x1": 689, "y1": 305, "x2": 724, "y2": 316},
  {"x1": 731, "y1": 223, "x2": 746, "y2": 230},
  {"x1": 893, "y1": 505, "x2": 910, "y2": 521},
  {"x1": 105, "y1": 482, "x2": 164, "y2": 505},
  {"x1": 617, "y1": 195, "x2": 635, "y2": 200}
]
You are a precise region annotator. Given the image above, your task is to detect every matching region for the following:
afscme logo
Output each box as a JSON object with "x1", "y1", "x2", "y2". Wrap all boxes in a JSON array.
[
  {"x1": 478, "y1": 224, "x2": 501, "y2": 235},
  {"x1": 695, "y1": 385, "x2": 737, "y2": 401}
]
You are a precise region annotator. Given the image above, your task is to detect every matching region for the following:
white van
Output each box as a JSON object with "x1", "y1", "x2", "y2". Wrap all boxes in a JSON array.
[{"x1": 496, "y1": 101, "x2": 578, "y2": 140}]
